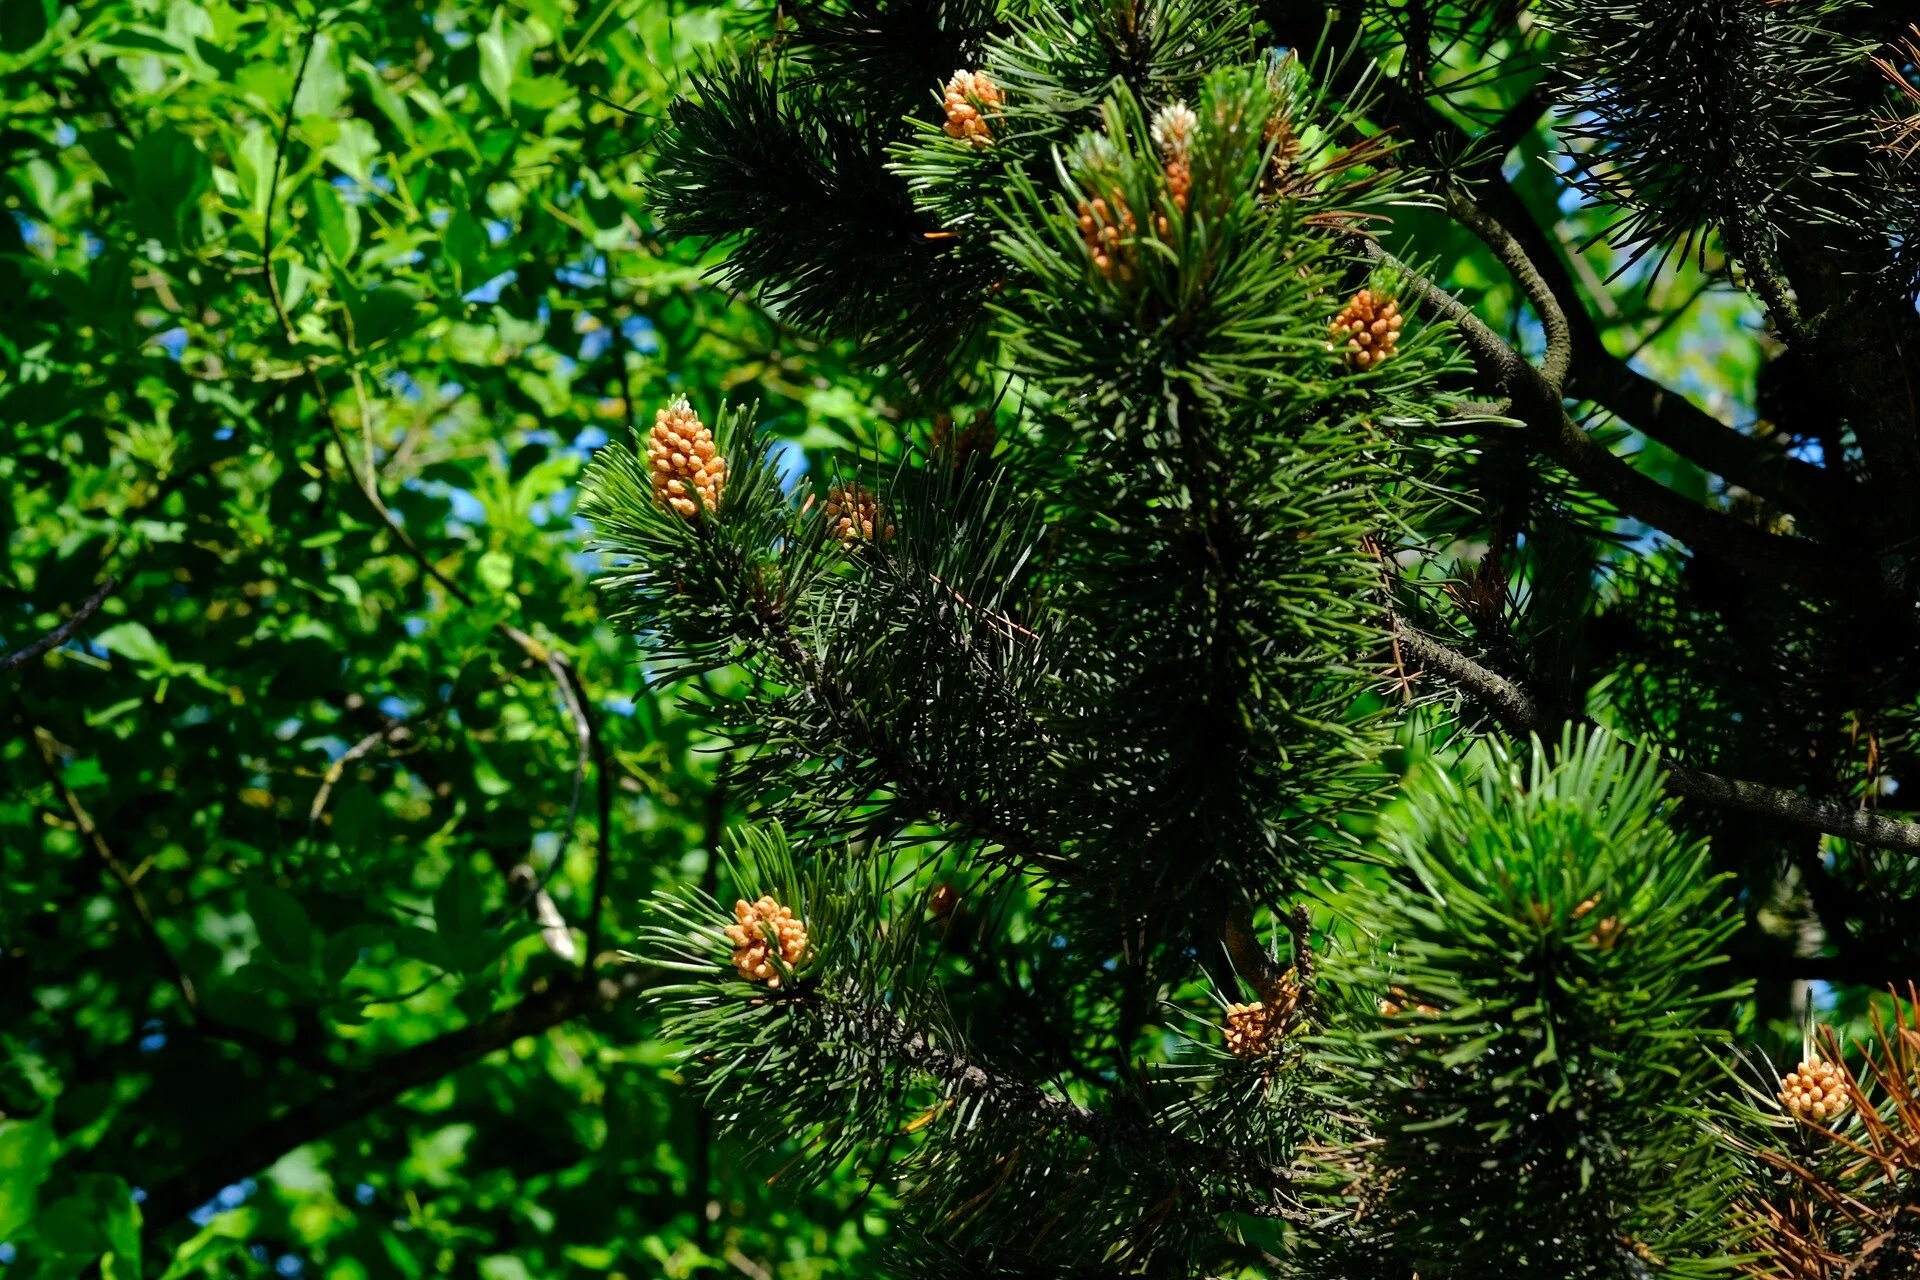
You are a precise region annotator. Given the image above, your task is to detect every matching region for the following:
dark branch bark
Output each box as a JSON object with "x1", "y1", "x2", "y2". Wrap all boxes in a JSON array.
[
  {"x1": 1266, "y1": 0, "x2": 1864, "y2": 530},
  {"x1": 1367, "y1": 237, "x2": 1882, "y2": 601},
  {"x1": 1392, "y1": 621, "x2": 1920, "y2": 854},
  {"x1": 143, "y1": 966, "x2": 660, "y2": 1229},
  {"x1": 2, "y1": 576, "x2": 119, "y2": 674}
]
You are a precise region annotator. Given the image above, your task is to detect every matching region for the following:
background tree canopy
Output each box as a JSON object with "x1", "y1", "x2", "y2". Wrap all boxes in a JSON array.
[
  {"x1": 2, "y1": 0, "x2": 899, "y2": 1273},
  {"x1": 6, "y1": 0, "x2": 1919, "y2": 1276}
]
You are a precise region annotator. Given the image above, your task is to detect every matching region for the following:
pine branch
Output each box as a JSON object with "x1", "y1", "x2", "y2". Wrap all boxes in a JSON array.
[
  {"x1": 822, "y1": 991, "x2": 1312, "y2": 1212},
  {"x1": 1272, "y1": 0, "x2": 1863, "y2": 530},
  {"x1": 736, "y1": 543, "x2": 1073, "y2": 878},
  {"x1": 1391, "y1": 619, "x2": 1920, "y2": 854},
  {"x1": 1368, "y1": 237, "x2": 1883, "y2": 601}
]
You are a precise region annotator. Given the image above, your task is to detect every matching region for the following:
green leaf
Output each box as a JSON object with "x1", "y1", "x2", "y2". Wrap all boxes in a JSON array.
[
  {"x1": 443, "y1": 210, "x2": 488, "y2": 290},
  {"x1": 346, "y1": 282, "x2": 424, "y2": 350},
  {"x1": 477, "y1": 15, "x2": 524, "y2": 114},
  {"x1": 130, "y1": 129, "x2": 211, "y2": 244},
  {"x1": 247, "y1": 880, "x2": 315, "y2": 970},
  {"x1": 95, "y1": 621, "x2": 172, "y2": 670},
  {"x1": 476, "y1": 549, "x2": 514, "y2": 594},
  {"x1": 312, "y1": 180, "x2": 361, "y2": 268},
  {"x1": 291, "y1": 34, "x2": 347, "y2": 118},
  {"x1": 0, "y1": 0, "x2": 51, "y2": 54},
  {"x1": 324, "y1": 117, "x2": 380, "y2": 184},
  {"x1": 0, "y1": 1111, "x2": 56, "y2": 1237},
  {"x1": 434, "y1": 858, "x2": 486, "y2": 967}
]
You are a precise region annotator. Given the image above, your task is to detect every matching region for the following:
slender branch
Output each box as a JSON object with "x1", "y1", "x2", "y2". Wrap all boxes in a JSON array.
[
  {"x1": 32, "y1": 727, "x2": 201, "y2": 1016},
  {"x1": 1370, "y1": 240, "x2": 1881, "y2": 600},
  {"x1": 1391, "y1": 621, "x2": 1920, "y2": 854},
  {"x1": 1445, "y1": 190, "x2": 1571, "y2": 394},
  {"x1": 572, "y1": 653, "x2": 616, "y2": 969},
  {"x1": 141, "y1": 966, "x2": 660, "y2": 1228},
  {"x1": 254, "y1": 20, "x2": 606, "y2": 961},
  {"x1": 29, "y1": 726, "x2": 334, "y2": 1075},
  {"x1": 832, "y1": 994, "x2": 1313, "y2": 1217},
  {"x1": 2, "y1": 576, "x2": 119, "y2": 674}
]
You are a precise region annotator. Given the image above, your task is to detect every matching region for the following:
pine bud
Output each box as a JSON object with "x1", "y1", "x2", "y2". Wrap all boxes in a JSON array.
[
  {"x1": 1223, "y1": 1000, "x2": 1277, "y2": 1059},
  {"x1": 927, "y1": 881, "x2": 959, "y2": 919},
  {"x1": 1778, "y1": 1056, "x2": 1851, "y2": 1124},
  {"x1": 1076, "y1": 192, "x2": 1137, "y2": 281},
  {"x1": 1151, "y1": 102, "x2": 1198, "y2": 214},
  {"x1": 1379, "y1": 985, "x2": 1441, "y2": 1019},
  {"x1": 942, "y1": 70, "x2": 1003, "y2": 148},
  {"x1": 825, "y1": 483, "x2": 894, "y2": 544},
  {"x1": 930, "y1": 409, "x2": 996, "y2": 466},
  {"x1": 647, "y1": 398, "x2": 726, "y2": 520},
  {"x1": 1330, "y1": 289, "x2": 1404, "y2": 370},
  {"x1": 721, "y1": 895, "x2": 811, "y2": 988}
]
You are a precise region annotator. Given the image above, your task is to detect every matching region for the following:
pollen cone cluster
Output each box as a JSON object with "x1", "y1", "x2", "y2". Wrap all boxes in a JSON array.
[
  {"x1": 1379, "y1": 985, "x2": 1440, "y2": 1019},
  {"x1": 1331, "y1": 289, "x2": 1403, "y2": 370},
  {"x1": 1077, "y1": 193, "x2": 1136, "y2": 280},
  {"x1": 1151, "y1": 102, "x2": 1197, "y2": 213},
  {"x1": 942, "y1": 70, "x2": 1002, "y2": 148},
  {"x1": 722, "y1": 895, "x2": 810, "y2": 988},
  {"x1": 648, "y1": 398, "x2": 726, "y2": 519},
  {"x1": 826, "y1": 483, "x2": 894, "y2": 544},
  {"x1": 1223, "y1": 1001, "x2": 1278, "y2": 1059},
  {"x1": 1778, "y1": 1056, "x2": 1850, "y2": 1124}
]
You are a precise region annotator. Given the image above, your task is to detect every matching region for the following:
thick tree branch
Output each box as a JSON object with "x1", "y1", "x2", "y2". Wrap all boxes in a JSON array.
[
  {"x1": 1446, "y1": 190, "x2": 1571, "y2": 394},
  {"x1": 1391, "y1": 621, "x2": 1920, "y2": 854},
  {"x1": 1265, "y1": 0, "x2": 1862, "y2": 528},
  {"x1": 143, "y1": 966, "x2": 659, "y2": 1229},
  {"x1": 1369, "y1": 239, "x2": 1881, "y2": 600}
]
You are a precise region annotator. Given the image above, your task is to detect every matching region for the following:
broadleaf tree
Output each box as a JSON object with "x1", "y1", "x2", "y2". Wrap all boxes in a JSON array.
[{"x1": 3, "y1": 0, "x2": 899, "y2": 1275}]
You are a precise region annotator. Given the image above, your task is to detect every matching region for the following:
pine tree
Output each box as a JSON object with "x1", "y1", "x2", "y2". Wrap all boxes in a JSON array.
[{"x1": 582, "y1": 0, "x2": 1920, "y2": 1274}]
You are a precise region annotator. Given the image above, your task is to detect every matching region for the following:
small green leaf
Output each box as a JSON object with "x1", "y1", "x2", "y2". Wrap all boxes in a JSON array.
[
  {"x1": 95, "y1": 621, "x2": 172, "y2": 669},
  {"x1": 247, "y1": 880, "x2": 314, "y2": 970},
  {"x1": 312, "y1": 180, "x2": 361, "y2": 268},
  {"x1": 476, "y1": 549, "x2": 514, "y2": 594},
  {"x1": 434, "y1": 858, "x2": 486, "y2": 964},
  {"x1": 477, "y1": 17, "x2": 522, "y2": 113},
  {"x1": 346, "y1": 282, "x2": 424, "y2": 350},
  {"x1": 0, "y1": 1111, "x2": 56, "y2": 1237}
]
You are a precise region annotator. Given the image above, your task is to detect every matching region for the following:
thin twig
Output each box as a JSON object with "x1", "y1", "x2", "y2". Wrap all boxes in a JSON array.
[
  {"x1": 33, "y1": 726, "x2": 202, "y2": 1015},
  {"x1": 2, "y1": 576, "x2": 119, "y2": 674},
  {"x1": 141, "y1": 965, "x2": 661, "y2": 1225}
]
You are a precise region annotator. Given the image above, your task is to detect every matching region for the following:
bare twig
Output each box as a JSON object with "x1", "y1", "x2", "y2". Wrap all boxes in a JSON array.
[
  {"x1": 141, "y1": 965, "x2": 661, "y2": 1226},
  {"x1": 33, "y1": 726, "x2": 201, "y2": 1015},
  {"x1": 30, "y1": 726, "x2": 334, "y2": 1074},
  {"x1": 2, "y1": 576, "x2": 119, "y2": 675}
]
